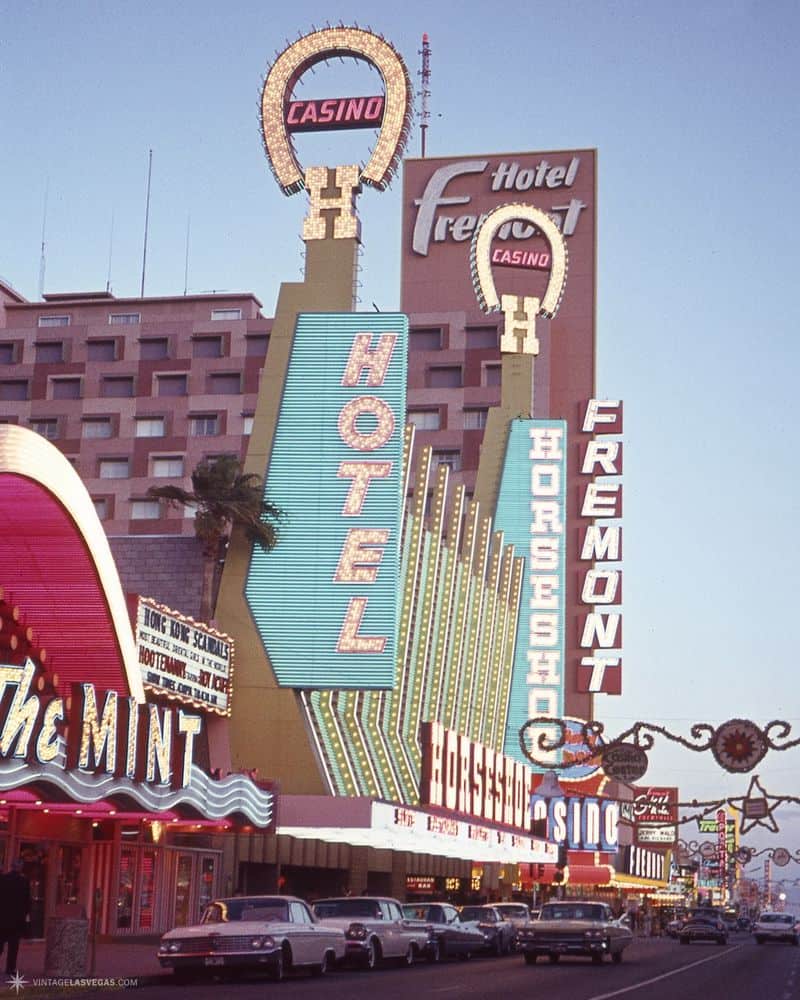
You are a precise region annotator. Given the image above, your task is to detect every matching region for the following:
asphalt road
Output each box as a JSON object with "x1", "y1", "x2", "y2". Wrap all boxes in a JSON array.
[{"x1": 83, "y1": 935, "x2": 800, "y2": 1000}]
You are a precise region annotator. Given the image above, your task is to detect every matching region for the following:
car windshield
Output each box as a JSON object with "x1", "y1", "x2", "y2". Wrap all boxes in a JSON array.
[
  {"x1": 540, "y1": 904, "x2": 606, "y2": 922},
  {"x1": 403, "y1": 904, "x2": 441, "y2": 921},
  {"x1": 760, "y1": 914, "x2": 794, "y2": 924},
  {"x1": 461, "y1": 907, "x2": 493, "y2": 922},
  {"x1": 314, "y1": 899, "x2": 383, "y2": 919},
  {"x1": 200, "y1": 898, "x2": 289, "y2": 924},
  {"x1": 497, "y1": 905, "x2": 528, "y2": 918}
]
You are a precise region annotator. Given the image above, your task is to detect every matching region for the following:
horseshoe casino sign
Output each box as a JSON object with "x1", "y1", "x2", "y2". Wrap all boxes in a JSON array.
[{"x1": 260, "y1": 25, "x2": 412, "y2": 238}]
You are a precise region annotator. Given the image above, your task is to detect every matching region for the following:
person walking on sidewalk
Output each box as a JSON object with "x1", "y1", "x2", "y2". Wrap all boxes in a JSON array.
[{"x1": 0, "y1": 860, "x2": 31, "y2": 977}]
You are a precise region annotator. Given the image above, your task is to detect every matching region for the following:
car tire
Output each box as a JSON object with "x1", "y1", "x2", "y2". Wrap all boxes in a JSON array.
[
  {"x1": 612, "y1": 951, "x2": 623, "y2": 964},
  {"x1": 755, "y1": 937, "x2": 764, "y2": 945},
  {"x1": 793, "y1": 937, "x2": 799, "y2": 947},
  {"x1": 591, "y1": 953, "x2": 603, "y2": 965},
  {"x1": 548, "y1": 953, "x2": 560, "y2": 964},
  {"x1": 365, "y1": 938, "x2": 380, "y2": 970},
  {"x1": 271, "y1": 951, "x2": 285, "y2": 982},
  {"x1": 428, "y1": 939, "x2": 441, "y2": 963},
  {"x1": 717, "y1": 938, "x2": 727, "y2": 946},
  {"x1": 524, "y1": 952, "x2": 537, "y2": 965},
  {"x1": 402, "y1": 944, "x2": 415, "y2": 967},
  {"x1": 679, "y1": 937, "x2": 689, "y2": 945},
  {"x1": 313, "y1": 950, "x2": 334, "y2": 977},
  {"x1": 494, "y1": 936, "x2": 503, "y2": 957}
]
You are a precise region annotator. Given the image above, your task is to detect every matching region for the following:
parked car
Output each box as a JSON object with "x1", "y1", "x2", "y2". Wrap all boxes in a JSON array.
[
  {"x1": 493, "y1": 902, "x2": 533, "y2": 947},
  {"x1": 665, "y1": 917, "x2": 685, "y2": 938},
  {"x1": 402, "y1": 902, "x2": 486, "y2": 961},
  {"x1": 516, "y1": 900, "x2": 632, "y2": 965},
  {"x1": 313, "y1": 896, "x2": 430, "y2": 969},
  {"x1": 157, "y1": 895, "x2": 345, "y2": 982},
  {"x1": 678, "y1": 911, "x2": 728, "y2": 946},
  {"x1": 753, "y1": 912, "x2": 800, "y2": 945},
  {"x1": 458, "y1": 904, "x2": 516, "y2": 955}
]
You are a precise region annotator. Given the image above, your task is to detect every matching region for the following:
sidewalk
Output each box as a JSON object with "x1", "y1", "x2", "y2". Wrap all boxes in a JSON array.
[{"x1": 8, "y1": 938, "x2": 168, "y2": 993}]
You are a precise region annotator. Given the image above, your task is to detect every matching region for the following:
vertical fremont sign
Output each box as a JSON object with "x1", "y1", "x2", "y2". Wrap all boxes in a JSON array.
[{"x1": 246, "y1": 314, "x2": 407, "y2": 688}]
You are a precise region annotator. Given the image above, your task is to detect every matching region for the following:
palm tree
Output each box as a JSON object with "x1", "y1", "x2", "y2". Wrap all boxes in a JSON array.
[{"x1": 147, "y1": 454, "x2": 283, "y2": 621}]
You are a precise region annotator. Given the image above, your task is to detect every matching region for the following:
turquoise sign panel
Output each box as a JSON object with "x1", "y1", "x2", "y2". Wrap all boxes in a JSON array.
[
  {"x1": 245, "y1": 313, "x2": 407, "y2": 688},
  {"x1": 494, "y1": 419, "x2": 567, "y2": 765}
]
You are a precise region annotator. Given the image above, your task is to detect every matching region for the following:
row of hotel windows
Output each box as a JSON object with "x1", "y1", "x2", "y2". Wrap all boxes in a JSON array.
[
  {"x1": 35, "y1": 307, "x2": 244, "y2": 327},
  {"x1": 0, "y1": 365, "x2": 499, "y2": 403},
  {"x1": 18, "y1": 413, "x2": 253, "y2": 440},
  {"x1": 0, "y1": 371, "x2": 248, "y2": 401},
  {"x1": 0, "y1": 333, "x2": 269, "y2": 365}
]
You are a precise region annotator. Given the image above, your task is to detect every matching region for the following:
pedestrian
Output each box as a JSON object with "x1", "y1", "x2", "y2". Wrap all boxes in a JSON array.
[{"x1": 0, "y1": 860, "x2": 31, "y2": 977}]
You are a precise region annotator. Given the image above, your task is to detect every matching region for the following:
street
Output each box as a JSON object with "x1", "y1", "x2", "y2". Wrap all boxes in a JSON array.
[{"x1": 115, "y1": 936, "x2": 800, "y2": 1000}]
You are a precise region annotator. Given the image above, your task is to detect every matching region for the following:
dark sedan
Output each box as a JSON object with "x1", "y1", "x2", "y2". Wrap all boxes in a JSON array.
[
  {"x1": 402, "y1": 903, "x2": 486, "y2": 961},
  {"x1": 679, "y1": 913, "x2": 728, "y2": 945},
  {"x1": 459, "y1": 905, "x2": 516, "y2": 955}
]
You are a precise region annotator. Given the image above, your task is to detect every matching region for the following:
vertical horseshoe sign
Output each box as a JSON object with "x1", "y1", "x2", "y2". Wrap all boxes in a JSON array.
[
  {"x1": 260, "y1": 25, "x2": 413, "y2": 240},
  {"x1": 470, "y1": 203, "x2": 569, "y2": 354}
]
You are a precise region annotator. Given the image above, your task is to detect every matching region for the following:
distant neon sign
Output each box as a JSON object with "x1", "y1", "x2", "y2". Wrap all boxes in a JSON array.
[{"x1": 285, "y1": 96, "x2": 385, "y2": 132}]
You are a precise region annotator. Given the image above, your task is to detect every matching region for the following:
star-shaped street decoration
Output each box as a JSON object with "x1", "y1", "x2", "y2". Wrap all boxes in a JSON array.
[{"x1": 733, "y1": 774, "x2": 781, "y2": 834}]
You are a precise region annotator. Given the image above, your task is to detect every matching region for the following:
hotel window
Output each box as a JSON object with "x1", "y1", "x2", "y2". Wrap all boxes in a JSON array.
[
  {"x1": 427, "y1": 366, "x2": 462, "y2": 389},
  {"x1": 407, "y1": 409, "x2": 441, "y2": 431},
  {"x1": 465, "y1": 325, "x2": 499, "y2": 349},
  {"x1": 0, "y1": 380, "x2": 29, "y2": 401},
  {"x1": 192, "y1": 335, "x2": 223, "y2": 358},
  {"x1": 0, "y1": 343, "x2": 16, "y2": 364},
  {"x1": 210, "y1": 307, "x2": 242, "y2": 321},
  {"x1": 483, "y1": 363, "x2": 501, "y2": 386},
  {"x1": 109, "y1": 312, "x2": 140, "y2": 325},
  {"x1": 433, "y1": 449, "x2": 462, "y2": 472},
  {"x1": 29, "y1": 418, "x2": 59, "y2": 440},
  {"x1": 37, "y1": 314, "x2": 70, "y2": 327},
  {"x1": 140, "y1": 337, "x2": 169, "y2": 360},
  {"x1": 151, "y1": 455, "x2": 184, "y2": 478},
  {"x1": 82, "y1": 417, "x2": 113, "y2": 439},
  {"x1": 463, "y1": 407, "x2": 488, "y2": 430},
  {"x1": 99, "y1": 458, "x2": 129, "y2": 479},
  {"x1": 410, "y1": 326, "x2": 443, "y2": 350},
  {"x1": 242, "y1": 414, "x2": 255, "y2": 435},
  {"x1": 130, "y1": 499, "x2": 161, "y2": 520},
  {"x1": 134, "y1": 416, "x2": 165, "y2": 438},
  {"x1": 190, "y1": 413, "x2": 219, "y2": 436},
  {"x1": 92, "y1": 497, "x2": 109, "y2": 520},
  {"x1": 101, "y1": 376, "x2": 134, "y2": 398},
  {"x1": 51, "y1": 377, "x2": 81, "y2": 400},
  {"x1": 35, "y1": 341, "x2": 64, "y2": 363},
  {"x1": 245, "y1": 334, "x2": 270, "y2": 357},
  {"x1": 156, "y1": 374, "x2": 187, "y2": 397},
  {"x1": 207, "y1": 372, "x2": 241, "y2": 394},
  {"x1": 87, "y1": 339, "x2": 117, "y2": 362}
]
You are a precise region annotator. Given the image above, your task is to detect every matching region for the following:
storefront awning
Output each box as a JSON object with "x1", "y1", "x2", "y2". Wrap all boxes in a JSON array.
[{"x1": 278, "y1": 796, "x2": 558, "y2": 865}]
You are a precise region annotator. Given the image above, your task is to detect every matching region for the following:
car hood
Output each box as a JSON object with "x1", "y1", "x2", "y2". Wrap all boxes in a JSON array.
[
  {"x1": 161, "y1": 920, "x2": 294, "y2": 940},
  {"x1": 531, "y1": 919, "x2": 615, "y2": 932}
]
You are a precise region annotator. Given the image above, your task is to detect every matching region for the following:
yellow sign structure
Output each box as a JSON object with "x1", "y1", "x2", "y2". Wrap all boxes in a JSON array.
[
  {"x1": 260, "y1": 25, "x2": 412, "y2": 240},
  {"x1": 470, "y1": 203, "x2": 568, "y2": 355}
]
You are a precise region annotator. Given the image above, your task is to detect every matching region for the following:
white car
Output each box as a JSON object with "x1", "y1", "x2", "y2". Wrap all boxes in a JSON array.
[
  {"x1": 753, "y1": 912, "x2": 800, "y2": 945},
  {"x1": 313, "y1": 896, "x2": 431, "y2": 968},
  {"x1": 158, "y1": 895, "x2": 346, "y2": 981}
]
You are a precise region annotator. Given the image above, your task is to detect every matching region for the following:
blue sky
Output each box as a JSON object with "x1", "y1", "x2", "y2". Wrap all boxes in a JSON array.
[{"x1": 3, "y1": 1, "x2": 799, "y2": 872}]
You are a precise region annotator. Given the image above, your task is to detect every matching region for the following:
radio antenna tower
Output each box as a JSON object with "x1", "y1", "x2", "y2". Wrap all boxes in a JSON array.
[{"x1": 418, "y1": 32, "x2": 431, "y2": 157}]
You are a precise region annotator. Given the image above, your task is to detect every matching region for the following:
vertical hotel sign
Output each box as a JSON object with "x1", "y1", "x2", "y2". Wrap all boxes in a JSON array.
[
  {"x1": 246, "y1": 314, "x2": 407, "y2": 688},
  {"x1": 494, "y1": 419, "x2": 567, "y2": 766}
]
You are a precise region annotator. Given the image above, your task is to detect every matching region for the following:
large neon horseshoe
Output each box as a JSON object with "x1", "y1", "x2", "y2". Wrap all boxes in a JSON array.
[
  {"x1": 260, "y1": 26, "x2": 412, "y2": 195},
  {"x1": 470, "y1": 203, "x2": 568, "y2": 317}
]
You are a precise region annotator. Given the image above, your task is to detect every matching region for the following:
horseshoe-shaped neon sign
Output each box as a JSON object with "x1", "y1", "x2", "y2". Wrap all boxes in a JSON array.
[
  {"x1": 470, "y1": 203, "x2": 569, "y2": 317},
  {"x1": 260, "y1": 26, "x2": 413, "y2": 195}
]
